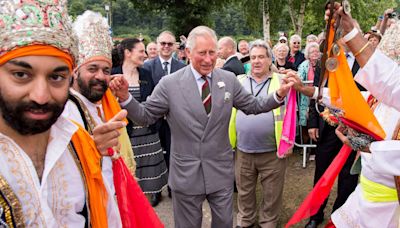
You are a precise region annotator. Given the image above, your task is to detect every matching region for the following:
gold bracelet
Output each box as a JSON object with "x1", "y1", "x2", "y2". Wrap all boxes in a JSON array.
[{"x1": 354, "y1": 42, "x2": 370, "y2": 57}]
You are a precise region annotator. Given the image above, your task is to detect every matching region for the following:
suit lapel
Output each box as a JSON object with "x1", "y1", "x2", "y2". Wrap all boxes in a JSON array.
[
  {"x1": 171, "y1": 59, "x2": 179, "y2": 73},
  {"x1": 179, "y1": 67, "x2": 209, "y2": 126},
  {"x1": 154, "y1": 58, "x2": 164, "y2": 84}
]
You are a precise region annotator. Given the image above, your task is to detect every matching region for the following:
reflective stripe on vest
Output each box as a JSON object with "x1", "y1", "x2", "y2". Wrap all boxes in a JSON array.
[{"x1": 229, "y1": 73, "x2": 285, "y2": 149}]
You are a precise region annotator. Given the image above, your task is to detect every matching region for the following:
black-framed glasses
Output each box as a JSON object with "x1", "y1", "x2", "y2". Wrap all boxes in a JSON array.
[{"x1": 160, "y1": 42, "x2": 174, "y2": 47}]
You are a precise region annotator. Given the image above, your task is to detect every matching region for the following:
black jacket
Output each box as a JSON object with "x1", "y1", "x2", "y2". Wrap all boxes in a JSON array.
[
  {"x1": 222, "y1": 56, "x2": 245, "y2": 76},
  {"x1": 143, "y1": 57, "x2": 186, "y2": 85},
  {"x1": 286, "y1": 51, "x2": 305, "y2": 70}
]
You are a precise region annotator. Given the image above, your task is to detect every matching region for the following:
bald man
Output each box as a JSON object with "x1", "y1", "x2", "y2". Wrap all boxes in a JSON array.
[{"x1": 218, "y1": 36, "x2": 245, "y2": 76}]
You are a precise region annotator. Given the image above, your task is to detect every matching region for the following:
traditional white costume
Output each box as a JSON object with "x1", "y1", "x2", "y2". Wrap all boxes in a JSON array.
[
  {"x1": 332, "y1": 21, "x2": 400, "y2": 228},
  {"x1": 0, "y1": 2, "x2": 120, "y2": 227}
]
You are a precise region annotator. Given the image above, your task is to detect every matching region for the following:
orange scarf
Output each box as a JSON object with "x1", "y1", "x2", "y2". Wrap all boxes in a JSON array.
[
  {"x1": 0, "y1": 45, "x2": 74, "y2": 71},
  {"x1": 326, "y1": 23, "x2": 386, "y2": 139},
  {"x1": 101, "y1": 89, "x2": 137, "y2": 174},
  {"x1": 101, "y1": 89, "x2": 128, "y2": 123},
  {"x1": 71, "y1": 125, "x2": 109, "y2": 228}
]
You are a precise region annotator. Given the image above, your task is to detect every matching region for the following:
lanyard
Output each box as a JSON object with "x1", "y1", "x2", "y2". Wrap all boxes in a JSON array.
[{"x1": 250, "y1": 77, "x2": 270, "y2": 97}]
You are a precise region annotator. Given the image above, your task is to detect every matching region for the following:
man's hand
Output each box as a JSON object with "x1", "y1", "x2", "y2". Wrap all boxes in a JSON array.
[
  {"x1": 335, "y1": 124, "x2": 371, "y2": 152},
  {"x1": 284, "y1": 72, "x2": 317, "y2": 97},
  {"x1": 308, "y1": 128, "x2": 319, "y2": 142},
  {"x1": 335, "y1": 124, "x2": 351, "y2": 147},
  {"x1": 285, "y1": 71, "x2": 304, "y2": 91},
  {"x1": 109, "y1": 75, "x2": 130, "y2": 102},
  {"x1": 384, "y1": 8, "x2": 394, "y2": 19},
  {"x1": 276, "y1": 76, "x2": 295, "y2": 99},
  {"x1": 93, "y1": 110, "x2": 127, "y2": 156},
  {"x1": 325, "y1": 2, "x2": 355, "y2": 34}
]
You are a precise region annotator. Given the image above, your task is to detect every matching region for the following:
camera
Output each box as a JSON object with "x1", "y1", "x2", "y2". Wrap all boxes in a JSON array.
[{"x1": 388, "y1": 12, "x2": 398, "y2": 19}]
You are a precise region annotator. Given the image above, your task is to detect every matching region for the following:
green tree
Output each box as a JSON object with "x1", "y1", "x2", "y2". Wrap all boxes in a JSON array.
[{"x1": 128, "y1": 0, "x2": 232, "y2": 36}]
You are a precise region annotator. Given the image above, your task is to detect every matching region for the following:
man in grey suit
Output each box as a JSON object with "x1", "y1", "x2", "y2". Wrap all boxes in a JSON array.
[
  {"x1": 143, "y1": 31, "x2": 186, "y2": 203},
  {"x1": 110, "y1": 26, "x2": 293, "y2": 228}
]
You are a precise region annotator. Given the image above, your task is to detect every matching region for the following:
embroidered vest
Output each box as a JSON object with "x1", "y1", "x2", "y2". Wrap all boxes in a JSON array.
[{"x1": 0, "y1": 175, "x2": 24, "y2": 227}]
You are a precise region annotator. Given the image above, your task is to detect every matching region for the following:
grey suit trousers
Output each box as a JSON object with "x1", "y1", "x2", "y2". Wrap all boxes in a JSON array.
[{"x1": 172, "y1": 188, "x2": 233, "y2": 228}]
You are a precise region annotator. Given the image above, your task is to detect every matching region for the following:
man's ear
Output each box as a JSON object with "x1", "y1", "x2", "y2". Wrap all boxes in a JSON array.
[
  {"x1": 185, "y1": 47, "x2": 191, "y2": 60},
  {"x1": 70, "y1": 69, "x2": 79, "y2": 86}
]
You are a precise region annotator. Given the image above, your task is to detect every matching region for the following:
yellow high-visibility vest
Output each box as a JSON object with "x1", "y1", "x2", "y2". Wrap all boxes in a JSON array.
[{"x1": 229, "y1": 73, "x2": 285, "y2": 150}]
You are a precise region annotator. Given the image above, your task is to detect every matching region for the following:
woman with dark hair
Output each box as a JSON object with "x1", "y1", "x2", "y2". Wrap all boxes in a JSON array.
[{"x1": 111, "y1": 38, "x2": 168, "y2": 207}]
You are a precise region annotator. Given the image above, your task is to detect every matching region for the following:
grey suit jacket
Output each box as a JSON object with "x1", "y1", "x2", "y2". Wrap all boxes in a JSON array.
[
  {"x1": 143, "y1": 57, "x2": 186, "y2": 85},
  {"x1": 123, "y1": 66, "x2": 282, "y2": 195}
]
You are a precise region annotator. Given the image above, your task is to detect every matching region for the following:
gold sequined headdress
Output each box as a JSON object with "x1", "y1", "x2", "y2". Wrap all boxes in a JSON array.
[
  {"x1": 0, "y1": 0, "x2": 78, "y2": 65},
  {"x1": 73, "y1": 10, "x2": 113, "y2": 68},
  {"x1": 378, "y1": 20, "x2": 400, "y2": 64}
]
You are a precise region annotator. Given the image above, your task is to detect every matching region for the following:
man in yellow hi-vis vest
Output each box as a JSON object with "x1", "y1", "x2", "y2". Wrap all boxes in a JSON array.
[{"x1": 229, "y1": 39, "x2": 287, "y2": 228}]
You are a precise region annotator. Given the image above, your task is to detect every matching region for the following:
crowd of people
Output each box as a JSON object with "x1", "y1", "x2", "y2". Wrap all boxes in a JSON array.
[{"x1": 0, "y1": 1, "x2": 399, "y2": 228}]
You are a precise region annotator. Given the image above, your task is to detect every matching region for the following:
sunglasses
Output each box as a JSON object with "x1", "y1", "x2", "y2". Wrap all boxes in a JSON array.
[{"x1": 160, "y1": 42, "x2": 174, "y2": 47}]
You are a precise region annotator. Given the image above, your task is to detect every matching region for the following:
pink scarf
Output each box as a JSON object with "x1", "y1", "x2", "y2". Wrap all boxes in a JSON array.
[
  {"x1": 277, "y1": 88, "x2": 297, "y2": 158},
  {"x1": 307, "y1": 63, "x2": 315, "y2": 82}
]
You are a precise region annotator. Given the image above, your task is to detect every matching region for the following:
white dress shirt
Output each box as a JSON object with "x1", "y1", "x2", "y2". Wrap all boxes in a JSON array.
[{"x1": 159, "y1": 56, "x2": 172, "y2": 75}]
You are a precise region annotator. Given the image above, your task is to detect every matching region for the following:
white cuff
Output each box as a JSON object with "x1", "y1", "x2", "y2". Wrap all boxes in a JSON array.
[
  {"x1": 119, "y1": 94, "x2": 133, "y2": 107},
  {"x1": 342, "y1": 27, "x2": 359, "y2": 43},
  {"x1": 312, "y1": 87, "x2": 319, "y2": 99}
]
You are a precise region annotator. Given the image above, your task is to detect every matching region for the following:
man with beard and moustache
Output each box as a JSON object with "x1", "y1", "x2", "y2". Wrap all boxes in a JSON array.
[
  {"x1": 0, "y1": 1, "x2": 125, "y2": 227},
  {"x1": 63, "y1": 11, "x2": 137, "y2": 194}
]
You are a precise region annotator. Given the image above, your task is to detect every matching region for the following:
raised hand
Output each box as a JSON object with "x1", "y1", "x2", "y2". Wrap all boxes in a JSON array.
[
  {"x1": 93, "y1": 110, "x2": 127, "y2": 156},
  {"x1": 276, "y1": 76, "x2": 295, "y2": 99},
  {"x1": 285, "y1": 71, "x2": 304, "y2": 91},
  {"x1": 109, "y1": 75, "x2": 130, "y2": 102},
  {"x1": 325, "y1": 2, "x2": 355, "y2": 34}
]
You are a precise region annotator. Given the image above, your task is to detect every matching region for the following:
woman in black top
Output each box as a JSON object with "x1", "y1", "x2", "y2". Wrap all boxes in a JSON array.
[
  {"x1": 111, "y1": 38, "x2": 168, "y2": 207},
  {"x1": 273, "y1": 43, "x2": 296, "y2": 72}
]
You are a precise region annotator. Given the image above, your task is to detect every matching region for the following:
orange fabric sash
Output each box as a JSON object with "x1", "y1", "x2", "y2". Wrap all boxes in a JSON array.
[
  {"x1": 0, "y1": 45, "x2": 74, "y2": 71},
  {"x1": 71, "y1": 125, "x2": 109, "y2": 228},
  {"x1": 327, "y1": 23, "x2": 386, "y2": 139},
  {"x1": 102, "y1": 89, "x2": 128, "y2": 124}
]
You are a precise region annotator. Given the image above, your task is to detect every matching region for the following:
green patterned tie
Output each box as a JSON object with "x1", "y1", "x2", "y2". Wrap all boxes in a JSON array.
[{"x1": 201, "y1": 75, "x2": 211, "y2": 115}]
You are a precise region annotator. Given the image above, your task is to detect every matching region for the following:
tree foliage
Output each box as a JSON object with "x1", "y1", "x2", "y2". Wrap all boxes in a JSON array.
[
  {"x1": 68, "y1": 0, "x2": 399, "y2": 42},
  {"x1": 128, "y1": 0, "x2": 232, "y2": 36}
]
